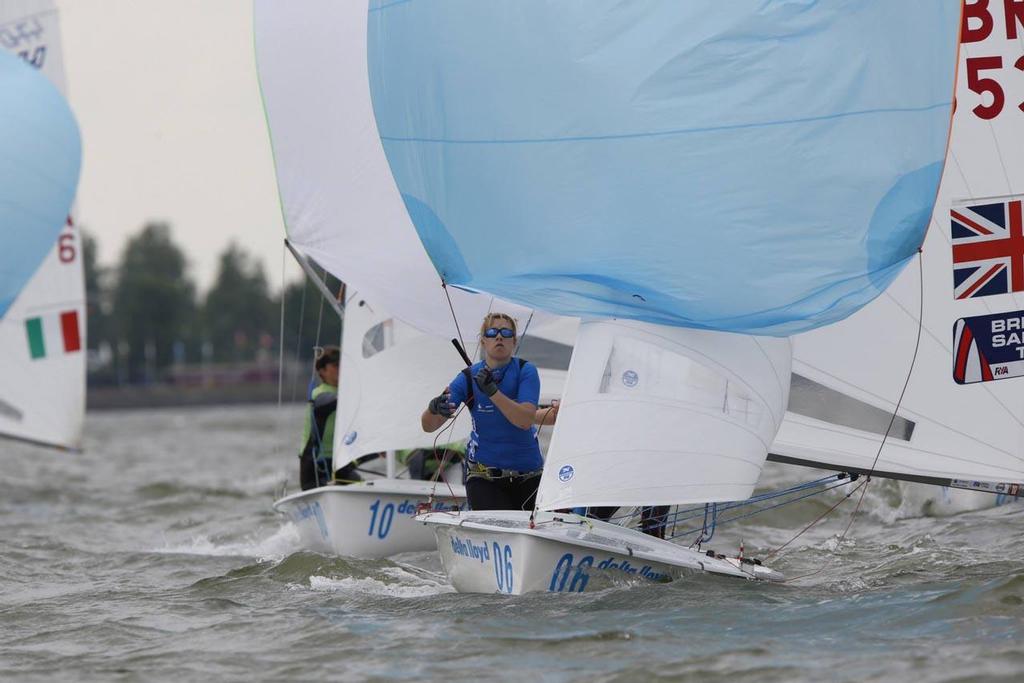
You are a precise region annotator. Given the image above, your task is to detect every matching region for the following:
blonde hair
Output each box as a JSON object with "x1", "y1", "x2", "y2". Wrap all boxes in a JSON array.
[{"x1": 479, "y1": 312, "x2": 517, "y2": 338}]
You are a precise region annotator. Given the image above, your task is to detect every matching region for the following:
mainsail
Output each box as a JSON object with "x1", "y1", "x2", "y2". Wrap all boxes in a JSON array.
[
  {"x1": 772, "y1": 6, "x2": 1024, "y2": 494},
  {"x1": 0, "y1": 0, "x2": 83, "y2": 451},
  {"x1": 365, "y1": 2, "x2": 962, "y2": 510}
]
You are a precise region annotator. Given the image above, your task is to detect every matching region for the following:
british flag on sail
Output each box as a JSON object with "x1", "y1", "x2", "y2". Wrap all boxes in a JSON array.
[{"x1": 951, "y1": 198, "x2": 1024, "y2": 299}]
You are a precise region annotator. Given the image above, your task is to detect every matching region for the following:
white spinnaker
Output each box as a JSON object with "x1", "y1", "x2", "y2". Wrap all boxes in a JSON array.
[
  {"x1": 253, "y1": 0, "x2": 548, "y2": 337},
  {"x1": 538, "y1": 321, "x2": 791, "y2": 510},
  {"x1": 0, "y1": 0, "x2": 84, "y2": 450},
  {"x1": 773, "y1": 15, "x2": 1024, "y2": 486}
]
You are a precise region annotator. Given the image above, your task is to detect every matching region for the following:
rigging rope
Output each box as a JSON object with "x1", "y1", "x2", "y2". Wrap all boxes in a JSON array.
[
  {"x1": 765, "y1": 478, "x2": 867, "y2": 563},
  {"x1": 422, "y1": 280, "x2": 485, "y2": 508},
  {"x1": 288, "y1": 267, "x2": 309, "y2": 406},
  {"x1": 769, "y1": 252, "x2": 926, "y2": 582},
  {"x1": 585, "y1": 474, "x2": 854, "y2": 544},
  {"x1": 441, "y1": 282, "x2": 468, "y2": 356}
]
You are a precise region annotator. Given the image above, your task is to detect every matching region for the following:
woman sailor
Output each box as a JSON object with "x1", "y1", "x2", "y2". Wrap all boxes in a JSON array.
[{"x1": 421, "y1": 313, "x2": 555, "y2": 510}]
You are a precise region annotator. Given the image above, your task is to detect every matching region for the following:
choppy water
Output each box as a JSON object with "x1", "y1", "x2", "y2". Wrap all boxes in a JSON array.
[{"x1": 1, "y1": 405, "x2": 1022, "y2": 682}]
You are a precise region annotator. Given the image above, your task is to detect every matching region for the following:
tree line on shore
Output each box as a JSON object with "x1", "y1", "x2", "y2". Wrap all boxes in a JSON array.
[{"x1": 85, "y1": 222, "x2": 340, "y2": 386}]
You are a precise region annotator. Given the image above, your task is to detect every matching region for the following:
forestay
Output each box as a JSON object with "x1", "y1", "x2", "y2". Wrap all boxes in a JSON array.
[
  {"x1": 773, "y1": 7, "x2": 1024, "y2": 491},
  {"x1": 367, "y1": 1, "x2": 960, "y2": 336},
  {"x1": 538, "y1": 321, "x2": 790, "y2": 510},
  {"x1": 0, "y1": 0, "x2": 83, "y2": 451}
]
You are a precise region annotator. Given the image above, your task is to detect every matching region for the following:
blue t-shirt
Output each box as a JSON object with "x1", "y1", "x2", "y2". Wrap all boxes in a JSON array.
[{"x1": 448, "y1": 358, "x2": 544, "y2": 472}]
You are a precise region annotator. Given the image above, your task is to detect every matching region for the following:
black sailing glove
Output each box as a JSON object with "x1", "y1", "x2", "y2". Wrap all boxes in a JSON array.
[
  {"x1": 474, "y1": 367, "x2": 499, "y2": 397},
  {"x1": 428, "y1": 390, "x2": 455, "y2": 417}
]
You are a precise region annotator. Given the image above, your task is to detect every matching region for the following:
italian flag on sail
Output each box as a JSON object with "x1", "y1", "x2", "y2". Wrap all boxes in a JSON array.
[{"x1": 25, "y1": 310, "x2": 81, "y2": 360}]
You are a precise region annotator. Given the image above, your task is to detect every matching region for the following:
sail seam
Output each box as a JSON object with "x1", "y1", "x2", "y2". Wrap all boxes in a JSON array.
[{"x1": 379, "y1": 102, "x2": 951, "y2": 146}]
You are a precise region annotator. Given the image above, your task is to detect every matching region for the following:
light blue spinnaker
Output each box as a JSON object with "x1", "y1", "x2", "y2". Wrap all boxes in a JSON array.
[
  {"x1": 0, "y1": 50, "x2": 81, "y2": 318},
  {"x1": 367, "y1": 1, "x2": 959, "y2": 336}
]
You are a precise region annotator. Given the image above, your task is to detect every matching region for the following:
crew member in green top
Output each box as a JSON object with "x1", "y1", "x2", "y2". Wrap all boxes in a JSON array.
[{"x1": 298, "y1": 346, "x2": 360, "y2": 490}]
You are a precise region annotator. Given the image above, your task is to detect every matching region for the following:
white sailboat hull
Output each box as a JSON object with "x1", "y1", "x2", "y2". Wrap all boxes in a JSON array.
[
  {"x1": 420, "y1": 510, "x2": 782, "y2": 595},
  {"x1": 273, "y1": 479, "x2": 465, "y2": 559}
]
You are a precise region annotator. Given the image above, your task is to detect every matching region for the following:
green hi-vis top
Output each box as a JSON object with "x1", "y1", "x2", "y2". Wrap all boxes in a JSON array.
[{"x1": 301, "y1": 382, "x2": 336, "y2": 460}]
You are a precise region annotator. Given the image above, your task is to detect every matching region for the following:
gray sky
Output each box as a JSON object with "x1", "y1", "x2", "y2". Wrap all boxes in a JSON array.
[{"x1": 59, "y1": 0, "x2": 294, "y2": 293}]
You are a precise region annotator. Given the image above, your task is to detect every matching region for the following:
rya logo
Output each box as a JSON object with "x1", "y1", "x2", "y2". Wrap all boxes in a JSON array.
[
  {"x1": 622, "y1": 370, "x2": 639, "y2": 387},
  {"x1": 558, "y1": 465, "x2": 574, "y2": 482}
]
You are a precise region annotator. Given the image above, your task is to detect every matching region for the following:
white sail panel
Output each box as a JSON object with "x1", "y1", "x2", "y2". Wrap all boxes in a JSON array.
[
  {"x1": 253, "y1": 0, "x2": 547, "y2": 337},
  {"x1": 0, "y1": 0, "x2": 83, "y2": 450},
  {"x1": 537, "y1": 321, "x2": 790, "y2": 510},
  {"x1": 0, "y1": 228, "x2": 85, "y2": 449},
  {"x1": 333, "y1": 296, "x2": 473, "y2": 464},
  {"x1": 773, "y1": 9, "x2": 1024, "y2": 487}
]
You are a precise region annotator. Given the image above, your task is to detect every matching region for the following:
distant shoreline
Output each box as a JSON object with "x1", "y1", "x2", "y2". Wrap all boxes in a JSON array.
[{"x1": 87, "y1": 382, "x2": 304, "y2": 411}]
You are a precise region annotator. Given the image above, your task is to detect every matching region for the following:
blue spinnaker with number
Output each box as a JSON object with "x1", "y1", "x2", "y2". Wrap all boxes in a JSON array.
[
  {"x1": 0, "y1": 50, "x2": 81, "y2": 318},
  {"x1": 367, "y1": 1, "x2": 959, "y2": 336}
]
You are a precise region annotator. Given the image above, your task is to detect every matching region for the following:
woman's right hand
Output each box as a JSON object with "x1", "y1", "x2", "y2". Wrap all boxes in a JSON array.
[{"x1": 428, "y1": 389, "x2": 455, "y2": 418}]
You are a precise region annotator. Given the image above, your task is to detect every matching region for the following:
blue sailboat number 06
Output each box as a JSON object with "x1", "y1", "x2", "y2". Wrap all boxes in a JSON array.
[{"x1": 493, "y1": 543, "x2": 513, "y2": 594}]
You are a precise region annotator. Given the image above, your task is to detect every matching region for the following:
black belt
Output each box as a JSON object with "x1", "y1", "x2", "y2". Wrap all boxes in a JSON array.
[{"x1": 467, "y1": 463, "x2": 542, "y2": 480}]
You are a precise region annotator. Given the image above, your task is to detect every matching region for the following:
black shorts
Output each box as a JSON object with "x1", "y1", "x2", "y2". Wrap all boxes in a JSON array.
[{"x1": 466, "y1": 473, "x2": 541, "y2": 511}]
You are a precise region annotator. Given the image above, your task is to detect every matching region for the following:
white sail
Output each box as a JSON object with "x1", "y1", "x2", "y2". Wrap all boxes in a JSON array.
[
  {"x1": 256, "y1": 1, "x2": 575, "y2": 480},
  {"x1": 538, "y1": 320, "x2": 791, "y2": 510},
  {"x1": 0, "y1": 0, "x2": 84, "y2": 450},
  {"x1": 253, "y1": 0, "x2": 549, "y2": 338},
  {"x1": 333, "y1": 295, "x2": 473, "y2": 461},
  {"x1": 773, "y1": 10, "x2": 1024, "y2": 491}
]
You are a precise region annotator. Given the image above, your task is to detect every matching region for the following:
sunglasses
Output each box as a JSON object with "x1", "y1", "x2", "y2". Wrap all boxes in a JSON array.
[{"x1": 483, "y1": 327, "x2": 516, "y2": 339}]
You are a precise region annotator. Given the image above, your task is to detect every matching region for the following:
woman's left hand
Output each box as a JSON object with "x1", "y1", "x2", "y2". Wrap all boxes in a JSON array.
[{"x1": 474, "y1": 367, "x2": 499, "y2": 397}]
